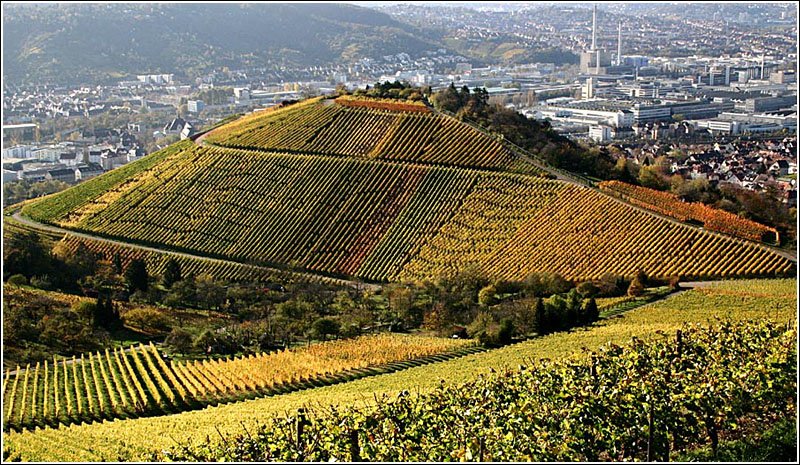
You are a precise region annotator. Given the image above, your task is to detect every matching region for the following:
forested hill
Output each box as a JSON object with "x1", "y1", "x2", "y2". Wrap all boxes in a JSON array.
[{"x1": 2, "y1": 3, "x2": 440, "y2": 86}]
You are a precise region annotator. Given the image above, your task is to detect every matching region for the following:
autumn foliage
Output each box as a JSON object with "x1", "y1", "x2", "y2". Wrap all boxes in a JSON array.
[{"x1": 599, "y1": 180, "x2": 780, "y2": 243}]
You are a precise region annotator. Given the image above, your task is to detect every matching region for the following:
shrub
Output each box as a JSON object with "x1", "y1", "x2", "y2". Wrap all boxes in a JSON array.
[
  {"x1": 311, "y1": 318, "x2": 340, "y2": 341},
  {"x1": 524, "y1": 272, "x2": 572, "y2": 297},
  {"x1": 6, "y1": 274, "x2": 28, "y2": 286},
  {"x1": 478, "y1": 284, "x2": 499, "y2": 306},
  {"x1": 72, "y1": 300, "x2": 98, "y2": 321},
  {"x1": 627, "y1": 276, "x2": 645, "y2": 297},
  {"x1": 165, "y1": 328, "x2": 194, "y2": 354},
  {"x1": 576, "y1": 281, "x2": 600, "y2": 297},
  {"x1": 597, "y1": 273, "x2": 626, "y2": 297},
  {"x1": 122, "y1": 307, "x2": 172, "y2": 334},
  {"x1": 497, "y1": 318, "x2": 514, "y2": 345},
  {"x1": 467, "y1": 312, "x2": 500, "y2": 347},
  {"x1": 29, "y1": 275, "x2": 53, "y2": 290}
]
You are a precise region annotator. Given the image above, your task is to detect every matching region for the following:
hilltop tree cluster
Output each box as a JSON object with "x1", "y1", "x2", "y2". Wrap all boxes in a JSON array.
[
  {"x1": 430, "y1": 83, "x2": 615, "y2": 178},
  {"x1": 349, "y1": 80, "x2": 429, "y2": 101}
]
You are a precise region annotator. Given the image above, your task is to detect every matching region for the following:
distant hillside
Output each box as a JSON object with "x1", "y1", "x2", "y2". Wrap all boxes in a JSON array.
[
  {"x1": 2, "y1": 3, "x2": 441, "y2": 86},
  {"x1": 20, "y1": 97, "x2": 794, "y2": 283}
]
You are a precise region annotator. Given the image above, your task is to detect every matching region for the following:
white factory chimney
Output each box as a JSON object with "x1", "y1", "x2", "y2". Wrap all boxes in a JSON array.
[
  {"x1": 594, "y1": 5, "x2": 601, "y2": 74},
  {"x1": 617, "y1": 21, "x2": 622, "y2": 66}
]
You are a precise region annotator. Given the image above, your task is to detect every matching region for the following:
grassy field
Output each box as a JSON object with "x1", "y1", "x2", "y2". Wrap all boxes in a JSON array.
[{"x1": 4, "y1": 278, "x2": 796, "y2": 461}]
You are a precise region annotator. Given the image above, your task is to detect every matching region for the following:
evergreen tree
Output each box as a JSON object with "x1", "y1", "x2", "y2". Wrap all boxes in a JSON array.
[
  {"x1": 112, "y1": 253, "x2": 123, "y2": 275},
  {"x1": 93, "y1": 294, "x2": 121, "y2": 329},
  {"x1": 565, "y1": 289, "x2": 582, "y2": 327},
  {"x1": 584, "y1": 297, "x2": 599, "y2": 324},
  {"x1": 533, "y1": 297, "x2": 545, "y2": 335},
  {"x1": 124, "y1": 259, "x2": 149, "y2": 293},
  {"x1": 162, "y1": 258, "x2": 182, "y2": 289}
]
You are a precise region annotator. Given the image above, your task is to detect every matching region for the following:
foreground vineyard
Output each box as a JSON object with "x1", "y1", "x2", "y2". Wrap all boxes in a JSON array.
[
  {"x1": 165, "y1": 320, "x2": 796, "y2": 461},
  {"x1": 19, "y1": 141, "x2": 793, "y2": 282},
  {"x1": 4, "y1": 279, "x2": 794, "y2": 461},
  {"x1": 2, "y1": 334, "x2": 475, "y2": 432}
]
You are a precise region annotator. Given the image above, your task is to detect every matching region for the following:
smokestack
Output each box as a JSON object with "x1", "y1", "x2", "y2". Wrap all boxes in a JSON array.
[
  {"x1": 591, "y1": 5, "x2": 597, "y2": 51},
  {"x1": 760, "y1": 55, "x2": 765, "y2": 79},
  {"x1": 596, "y1": 51, "x2": 601, "y2": 75},
  {"x1": 617, "y1": 21, "x2": 622, "y2": 66}
]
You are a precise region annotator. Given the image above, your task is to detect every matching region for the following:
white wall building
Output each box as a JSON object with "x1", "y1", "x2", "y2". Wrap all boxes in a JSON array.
[
  {"x1": 2, "y1": 145, "x2": 34, "y2": 159},
  {"x1": 589, "y1": 125, "x2": 612, "y2": 142}
]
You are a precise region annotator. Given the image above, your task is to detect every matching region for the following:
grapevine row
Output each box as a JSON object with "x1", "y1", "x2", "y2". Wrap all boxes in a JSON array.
[
  {"x1": 205, "y1": 98, "x2": 513, "y2": 169},
  {"x1": 158, "y1": 320, "x2": 796, "y2": 462},
  {"x1": 2, "y1": 335, "x2": 473, "y2": 432},
  {"x1": 402, "y1": 183, "x2": 794, "y2": 282},
  {"x1": 599, "y1": 180, "x2": 780, "y2": 243},
  {"x1": 334, "y1": 95, "x2": 431, "y2": 113}
]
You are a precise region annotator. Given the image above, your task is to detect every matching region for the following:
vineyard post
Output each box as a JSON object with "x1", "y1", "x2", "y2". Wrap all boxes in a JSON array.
[
  {"x1": 296, "y1": 408, "x2": 307, "y2": 457},
  {"x1": 646, "y1": 400, "x2": 654, "y2": 462},
  {"x1": 349, "y1": 428, "x2": 360, "y2": 462},
  {"x1": 664, "y1": 359, "x2": 672, "y2": 462},
  {"x1": 479, "y1": 437, "x2": 485, "y2": 462}
]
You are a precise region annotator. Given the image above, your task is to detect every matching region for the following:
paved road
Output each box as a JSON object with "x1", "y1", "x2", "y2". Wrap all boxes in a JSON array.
[{"x1": 10, "y1": 212, "x2": 381, "y2": 292}]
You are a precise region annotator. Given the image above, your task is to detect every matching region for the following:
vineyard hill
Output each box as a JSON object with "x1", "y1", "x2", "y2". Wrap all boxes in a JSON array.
[{"x1": 22, "y1": 97, "x2": 795, "y2": 282}]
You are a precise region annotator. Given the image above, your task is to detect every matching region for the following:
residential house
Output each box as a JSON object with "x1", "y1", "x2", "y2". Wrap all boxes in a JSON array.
[
  {"x1": 127, "y1": 146, "x2": 147, "y2": 163},
  {"x1": 180, "y1": 122, "x2": 195, "y2": 140},
  {"x1": 20, "y1": 169, "x2": 50, "y2": 183},
  {"x1": 46, "y1": 168, "x2": 76, "y2": 183},
  {"x1": 769, "y1": 160, "x2": 790, "y2": 176},
  {"x1": 59, "y1": 152, "x2": 80, "y2": 167},
  {"x1": 75, "y1": 164, "x2": 104, "y2": 181},
  {"x1": 163, "y1": 117, "x2": 187, "y2": 135}
]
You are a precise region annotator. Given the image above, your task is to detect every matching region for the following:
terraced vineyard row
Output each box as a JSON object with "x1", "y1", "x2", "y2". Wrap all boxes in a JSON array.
[
  {"x1": 599, "y1": 180, "x2": 780, "y2": 243},
  {"x1": 50, "y1": 146, "x2": 456, "y2": 278},
  {"x1": 57, "y1": 236, "x2": 280, "y2": 283},
  {"x1": 355, "y1": 168, "x2": 477, "y2": 280},
  {"x1": 21, "y1": 140, "x2": 192, "y2": 225},
  {"x1": 204, "y1": 97, "x2": 514, "y2": 169},
  {"x1": 478, "y1": 185, "x2": 792, "y2": 281},
  {"x1": 2, "y1": 335, "x2": 475, "y2": 431},
  {"x1": 3, "y1": 345, "x2": 187, "y2": 432},
  {"x1": 398, "y1": 175, "x2": 566, "y2": 280},
  {"x1": 20, "y1": 143, "x2": 794, "y2": 282},
  {"x1": 173, "y1": 334, "x2": 475, "y2": 403}
]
